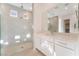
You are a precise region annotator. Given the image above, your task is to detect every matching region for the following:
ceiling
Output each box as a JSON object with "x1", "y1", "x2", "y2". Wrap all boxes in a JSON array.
[
  {"x1": 32, "y1": 3, "x2": 78, "y2": 17},
  {"x1": 9, "y1": 3, "x2": 78, "y2": 15},
  {"x1": 48, "y1": 3, "x2": 78, "y2": 17},
  {"x1": 9, "y1": 3, "x2": 32, "y2": 11}
]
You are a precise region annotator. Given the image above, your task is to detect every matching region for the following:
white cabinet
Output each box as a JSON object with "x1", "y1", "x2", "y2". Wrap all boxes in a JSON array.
[
  {"x1": 40, "y1": 39, "x2": 54, "y2": 56},
  {"x1": 35, "y1": 34, "x2": 54, "y2": 56},
  {"x1": 35, "y1": 33, "x2": 78, "y2": 56},
  {"x1": 55, "y1": 44, "x2": 74, "y2": 56}
]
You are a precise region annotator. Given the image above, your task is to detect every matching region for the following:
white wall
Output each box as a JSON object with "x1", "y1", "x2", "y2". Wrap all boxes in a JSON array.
[
  {"x1": 33, "y1": 4, "x2": 43, "y2": 33},
  {"x1": 33, "y1": 3, "x2": 57, "y2": 33},
  {"x1": 58, "y1": 18, "x2": 64, "y2": 32}
]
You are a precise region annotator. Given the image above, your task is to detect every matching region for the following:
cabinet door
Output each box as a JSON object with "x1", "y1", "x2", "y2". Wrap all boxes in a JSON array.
[
  {"x1": 55, "y1": 44, "x2": 74, "y2": 56},
  {"x1": 40, "y1": 39, "x2": 54, "y2": 56},
  {"x1": 35, "y1": 37, "x2": 41, "y2": 49},
  {"x1": 48, "y1": 43, "x2": 54, "y2": 56}
]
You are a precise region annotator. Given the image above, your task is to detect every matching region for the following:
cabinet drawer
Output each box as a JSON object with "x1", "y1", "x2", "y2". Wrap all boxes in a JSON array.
[
  {"x1": 55, "y1": 40, "x2": 75, "y2": 50},
  {"x1": 55, "y1": 44, "x2": 74, "y2": 56},
  {"x1": 55, "y1": 40, "x2": 67, "y2": 48},
  {"x1": 66, "y1": 42, "x2": 76, "y2": 50}
]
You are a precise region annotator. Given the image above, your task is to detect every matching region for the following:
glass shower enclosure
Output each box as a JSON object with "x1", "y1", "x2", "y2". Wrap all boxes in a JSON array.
[{"x1": 0, "y1": 3, "x2": 33, "y2": 56}]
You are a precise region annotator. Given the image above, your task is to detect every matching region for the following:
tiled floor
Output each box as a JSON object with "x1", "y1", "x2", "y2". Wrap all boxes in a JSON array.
[
  {"x1": 12, "y1": 48, "x2": 45, "y2": 56},
  {"x1": 2, "y1": 42, "x2": 44, "y2": 56},
  {"x1": 10, "y1": 42, "x2": 45, "y2": 56}
]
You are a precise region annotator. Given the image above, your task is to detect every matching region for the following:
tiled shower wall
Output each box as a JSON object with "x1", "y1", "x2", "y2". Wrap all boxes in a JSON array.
[{"x1": 0, "y1": 4, "x2": 33, "y2": 55}]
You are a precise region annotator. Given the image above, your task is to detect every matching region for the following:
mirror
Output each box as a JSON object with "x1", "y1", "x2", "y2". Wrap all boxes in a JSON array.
[
  {"x1": 48, "y1": 3, "x2": 78, "y2": 33},
  {"x1": 48, "y1": 16, "x2": 58, "y2": 33}
]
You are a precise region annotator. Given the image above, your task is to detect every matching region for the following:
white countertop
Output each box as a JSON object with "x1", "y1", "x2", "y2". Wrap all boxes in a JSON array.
[{"x1": 35, "y1": 32, "x2": 79, "y2": 42}]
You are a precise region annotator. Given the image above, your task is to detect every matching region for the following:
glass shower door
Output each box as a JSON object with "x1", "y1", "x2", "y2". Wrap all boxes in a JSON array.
[{"x1": 0, "y1": 4, "x2": 33, "y2": 56}]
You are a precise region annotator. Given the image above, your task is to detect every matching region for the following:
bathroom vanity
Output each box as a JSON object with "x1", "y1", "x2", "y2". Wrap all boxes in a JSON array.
[
  {"x1": 35, "y1": 32, "x2": 79, "y2": 56},
  {"x1": 54, "y1": 33, "x2": 79, "y2": 56}
]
